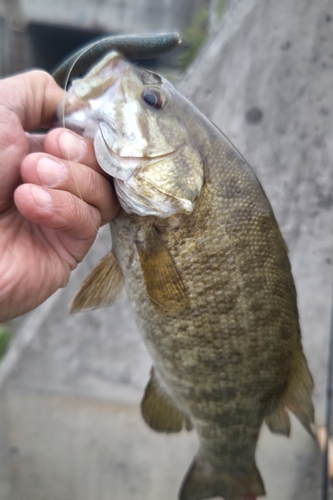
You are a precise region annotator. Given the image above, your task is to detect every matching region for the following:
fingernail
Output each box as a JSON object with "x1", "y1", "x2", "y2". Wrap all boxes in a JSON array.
[
  {"x1": 31, "y1": 186, "x2": 52, "y2": 208},
  {"x1": 37, "y1": 157, "x2": 66, "y2": 187},
  {"x1": 59, "y1": 131, "x2": 86, "y2": 161}
]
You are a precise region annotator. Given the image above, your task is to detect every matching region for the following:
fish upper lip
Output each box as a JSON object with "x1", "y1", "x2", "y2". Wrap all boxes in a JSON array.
[{"x1": 100, "y1": 125, "x2": 176, "y2": 162}]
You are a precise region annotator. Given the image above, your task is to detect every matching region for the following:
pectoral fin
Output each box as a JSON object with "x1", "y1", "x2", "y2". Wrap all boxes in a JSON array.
[
  {"x1": 141, "y1": 368, "x2": 192, "y2": 433},
  {"x1": 136, "y1": 227, "x2": 190, "y2": 314},
  {"x1": 69, "y1": 251, "x2": 123, "y2": 313}
]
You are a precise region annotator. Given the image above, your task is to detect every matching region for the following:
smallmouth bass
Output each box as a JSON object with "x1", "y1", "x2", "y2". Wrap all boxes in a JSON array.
[{"x1": 57, "y1": 48, "x2": 314, "y2": 500}]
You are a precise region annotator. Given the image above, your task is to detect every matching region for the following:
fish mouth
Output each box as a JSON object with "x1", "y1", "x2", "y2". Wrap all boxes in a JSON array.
[
  {"x1": 94, "y1": 127, "x2": 141, "y2": 181},
  {"x1": 96, "y1": 124, "x2": 175, "y2": 180}
]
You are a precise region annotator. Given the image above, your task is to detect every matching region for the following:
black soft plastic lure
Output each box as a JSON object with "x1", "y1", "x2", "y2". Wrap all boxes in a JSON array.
[{"x1": 52, "y1": 32, "x2": 181, "y2": 88}]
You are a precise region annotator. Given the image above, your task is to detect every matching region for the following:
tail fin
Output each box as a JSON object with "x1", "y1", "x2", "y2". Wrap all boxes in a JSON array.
[{"x1": 179, "y1": 454, "x2": 265, "y2": 500}]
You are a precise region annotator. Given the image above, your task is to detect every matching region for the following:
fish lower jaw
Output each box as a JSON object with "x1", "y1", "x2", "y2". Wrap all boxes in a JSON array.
[{"x1": 113, "y1": 178, "x2": 195, "y2": 218}]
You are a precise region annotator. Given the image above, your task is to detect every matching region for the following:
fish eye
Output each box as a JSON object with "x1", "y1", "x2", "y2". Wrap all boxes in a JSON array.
[{"x1": 142, "y1": 88, "x2": 164, "y2": 109}]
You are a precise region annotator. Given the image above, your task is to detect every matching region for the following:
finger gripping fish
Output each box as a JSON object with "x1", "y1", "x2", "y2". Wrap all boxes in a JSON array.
[{"x1": 56, "y1": 42, "x2": 314, "y2": 500}]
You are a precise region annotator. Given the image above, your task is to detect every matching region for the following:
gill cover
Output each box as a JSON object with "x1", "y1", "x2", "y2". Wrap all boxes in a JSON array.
[{"x1": 59, "y1": 51, "x2": 204, "y2": 218}]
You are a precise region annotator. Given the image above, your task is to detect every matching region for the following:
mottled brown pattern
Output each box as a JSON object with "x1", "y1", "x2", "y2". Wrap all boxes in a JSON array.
[
  {"x1": 110, "y1": 87, "x2": 313, "y2": 500},
  {"x1": 64, "y1": 57, "x2": 314, "y2": 500}
]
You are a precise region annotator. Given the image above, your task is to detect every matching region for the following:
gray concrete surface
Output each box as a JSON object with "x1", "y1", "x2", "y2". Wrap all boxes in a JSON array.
[
  {"x1": 0, "y1": 384, "x2": 322, "y2": 500},
  {"x1": 0, "y1": 0, "x2": 331, "y2": 498},
  {"x1": 2, "y1": 384, "x2": 199, "y2": 500},
  {"x1": 0, "y1": 0, "x2": 205, "y2": 34}
]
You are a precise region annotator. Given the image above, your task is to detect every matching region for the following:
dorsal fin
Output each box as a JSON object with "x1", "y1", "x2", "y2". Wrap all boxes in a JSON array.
[
  {"x1": 141, "y1": 368, "x2": 192, "y2": 433},
  {"x1": 69, "y1": 250, "x2": 123, "y2": 313},
  {"x1": 135, "y1": 227, "x2": 190, "y2": 315}
]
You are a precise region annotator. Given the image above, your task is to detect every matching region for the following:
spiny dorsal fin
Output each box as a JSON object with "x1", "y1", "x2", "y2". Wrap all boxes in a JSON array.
[
  {"x1": 141, "y1": 368, "x2": 192, "y2": 433},
  {"x1": 69, "y1": 251, "x2": 123, "y2": 313},
  {"x1": 136, "y1": 227, "x2": 190, "y2": 315},
  {"x1": 265, "y1": 346, "x2": 315, "y2": 437}
]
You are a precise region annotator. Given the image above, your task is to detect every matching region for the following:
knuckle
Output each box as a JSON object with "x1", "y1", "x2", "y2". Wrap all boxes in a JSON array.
[
  {"x1": 67, "y1": 193, "x2": 101, "y2": 236},
  {"x1": 85, "y1": 166, "x2": 99, "y2": 192},
  {"x1": 70, "y1": 194, "x2": 86, "y2": 226}
]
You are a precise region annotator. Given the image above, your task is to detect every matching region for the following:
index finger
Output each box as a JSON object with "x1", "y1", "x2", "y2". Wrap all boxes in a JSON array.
[{"x1": 44, "y1": 128, "x2": 103, "y2": 174}]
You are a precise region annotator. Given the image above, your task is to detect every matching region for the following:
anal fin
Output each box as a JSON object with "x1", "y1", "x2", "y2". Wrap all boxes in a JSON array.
[
  {"x1": 286, "y1": 348, "x2": 315, "y2": 436},
  {"x1": 265, "y1": 407, "x2": 291, "y2": 437},
  {"x1": 136, "y1": 227, "x2": 190, "y2": 315},
  {"x1": 265, "y1": 347, "x2": 315, "y2": 437},
  {"x1": 141, "y1": 368, "x2": 192, "y2": 433},
  {"x1": 69, "y1": 250, "x2": 123, "y2": 313}
]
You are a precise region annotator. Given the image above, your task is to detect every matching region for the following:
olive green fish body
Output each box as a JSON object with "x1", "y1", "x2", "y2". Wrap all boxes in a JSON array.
[
  {"x1": 60, "y1": 52, "x2": 314, "y2": 500},
  {"x1": 110, "y1": 115, "x2": 304, "y2": 498}
]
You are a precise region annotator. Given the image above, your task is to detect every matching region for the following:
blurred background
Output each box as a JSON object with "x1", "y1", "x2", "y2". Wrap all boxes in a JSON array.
[
  {"x1": 0, "y1": 0, "x2": 227, "y2": 76},
  {"x1": 0, "y1": 0, "x2": 332, "y2": 499}
]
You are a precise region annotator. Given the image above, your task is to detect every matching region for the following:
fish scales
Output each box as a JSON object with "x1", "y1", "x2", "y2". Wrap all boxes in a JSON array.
[
  {"x1": 58, "y1": 48, "x2": 314, "y2": 500},
  {"x1": 111, "y1": 121, "x2": 294, "y2": 464}
]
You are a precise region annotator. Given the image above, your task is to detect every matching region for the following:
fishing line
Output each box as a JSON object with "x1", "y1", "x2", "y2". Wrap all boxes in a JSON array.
[
  {"x1": 60, "y1": 44, "x2": 111, "y2": 255},
  {"x1": 60, "y1": 60, "x2": 162, "y2": 308},
  {"x1": 58, "y1": 45, "x2": 177, "y2": 314},
  {"x1": 60, "y1": 66, "x2": 158, "y2": 313},
  {"x1": 321, "y1": 277, "x2": 333, "y2": 500}
]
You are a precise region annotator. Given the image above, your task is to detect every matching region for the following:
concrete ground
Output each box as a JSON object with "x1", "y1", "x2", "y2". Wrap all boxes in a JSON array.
[
  {"x1": 0, "y1": 0, "x2": 332, "y2": 498},
  {"x1": 0, "y1": 382, "x2": 322, "y2": 500},
  {"x1": 0, "y1": 227, "x2": 324, "y2": 499}
]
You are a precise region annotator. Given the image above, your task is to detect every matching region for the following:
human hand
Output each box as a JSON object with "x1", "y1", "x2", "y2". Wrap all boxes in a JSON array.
[{"x1": 0, "y1": 70, "x2": 120, "y2": 322}]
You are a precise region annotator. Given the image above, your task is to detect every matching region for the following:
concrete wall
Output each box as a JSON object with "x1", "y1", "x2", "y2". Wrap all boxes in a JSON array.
[
  {"x1": 0, "y1": 17, "x2": 10, "y2": 75},
  {"x1": 0, "y1": 0, "x2": 209, "y2": 76},
  {"x1": 0, "y1": 0, "x2": 207, "y2": 35},
  {"x1": 0, "y1": 0, "x2": 329, "y2": 498}
]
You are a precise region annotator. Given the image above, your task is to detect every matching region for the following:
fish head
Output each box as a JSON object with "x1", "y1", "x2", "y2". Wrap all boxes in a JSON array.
[{"x1": 58, "y1": 51, "x2": 204, "y2": 218}]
